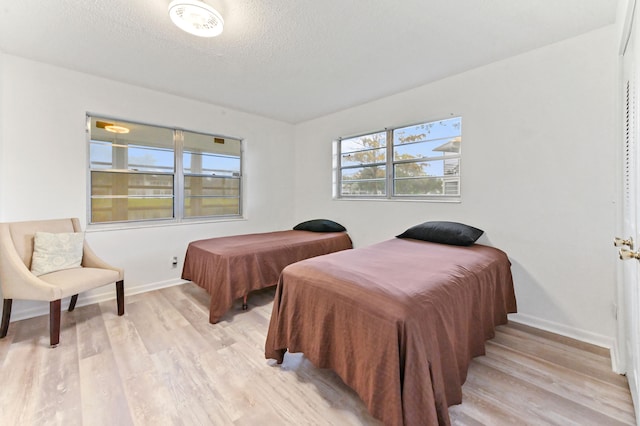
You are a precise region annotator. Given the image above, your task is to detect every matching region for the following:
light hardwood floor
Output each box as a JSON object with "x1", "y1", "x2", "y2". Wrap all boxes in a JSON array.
[{"x1": 0, "y1": 283, "x2": 635, "y2": 425}]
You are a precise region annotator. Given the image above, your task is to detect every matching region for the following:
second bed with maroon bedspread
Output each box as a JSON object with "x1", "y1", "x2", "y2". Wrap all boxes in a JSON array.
[{"x1": 182, "y1": 230, "x2": 353, "y2": 323}]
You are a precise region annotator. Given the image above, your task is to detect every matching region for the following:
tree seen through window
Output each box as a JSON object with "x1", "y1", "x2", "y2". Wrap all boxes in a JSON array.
[{"x1": 338, "y1": 117, "x2": 461, "y2": 198}]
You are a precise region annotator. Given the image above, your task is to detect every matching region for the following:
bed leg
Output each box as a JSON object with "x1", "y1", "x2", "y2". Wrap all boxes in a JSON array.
[{"x1": 242, "y1": 294, "x2": 248, "y2": 310}]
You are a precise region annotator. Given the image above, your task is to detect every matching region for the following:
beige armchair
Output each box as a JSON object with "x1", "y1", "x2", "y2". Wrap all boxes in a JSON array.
[{"x1": 0, "y1": 218, "x2": 124, "y2": 347}]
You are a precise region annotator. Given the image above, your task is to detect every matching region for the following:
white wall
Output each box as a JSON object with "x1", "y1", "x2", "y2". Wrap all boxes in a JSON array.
[
  {"x1": 0, "y1": 54, "x2": 295, "y2": 320},
  {"x1": 292, "y1": 26, "x2": 618, "y2": 347},
  {"x1": 0, "y1": 26, "x2": 621, "y2": 350}
]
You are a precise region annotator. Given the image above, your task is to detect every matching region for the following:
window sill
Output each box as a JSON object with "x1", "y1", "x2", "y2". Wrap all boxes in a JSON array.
[
  {"x1": 86, "y1": 216, "x2": 246, "y2": 233},
  {"x1": 333, "y1": 197, "x2": 461, "y2": 204}
]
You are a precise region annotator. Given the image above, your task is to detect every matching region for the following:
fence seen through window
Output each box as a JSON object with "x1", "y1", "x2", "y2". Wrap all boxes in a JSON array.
[{"x1": 88, "y1": 116, "x2": 242, "y2": 224}]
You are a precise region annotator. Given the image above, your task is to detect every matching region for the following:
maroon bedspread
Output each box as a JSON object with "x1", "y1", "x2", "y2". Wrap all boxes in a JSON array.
[
  {"x1": 265, "y1": 238, "x2": 517, "y2": 426},
  {"x1": 181, "y1": 230, "x2": 353, "y2": 323}
]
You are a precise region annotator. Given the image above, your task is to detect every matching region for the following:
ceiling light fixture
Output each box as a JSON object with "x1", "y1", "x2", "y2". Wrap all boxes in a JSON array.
[
  {"x1": 104, "y1": 125, "x2": 130, "y2": 134},
  {"x1": 168, "y1": 0, "x2": 224, "y2": 38}
]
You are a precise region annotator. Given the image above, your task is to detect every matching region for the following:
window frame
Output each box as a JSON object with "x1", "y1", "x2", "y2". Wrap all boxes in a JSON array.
[
  {"x1": 181, "y1": 129, "x2": 243, "y2": 220},
  {"x1": 334, "y1": 116, "x2": 462, "y2": 202},
  {"x1": 86, "y1": 114, "x2": 243, "y2": 227}
]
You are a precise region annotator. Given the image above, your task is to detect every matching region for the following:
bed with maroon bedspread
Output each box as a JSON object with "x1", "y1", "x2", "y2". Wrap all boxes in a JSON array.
[
  {"x1": 181, "y1": 230, "x2": 353, "y2": 323},
  {"x1": 265, "y1": 237, "x2": 516, "y2": 426}
]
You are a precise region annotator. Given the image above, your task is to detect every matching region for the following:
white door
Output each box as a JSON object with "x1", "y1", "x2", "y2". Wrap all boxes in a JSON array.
[{"x1": 619, "y1": 3, "x2": 640, "y2": 421}]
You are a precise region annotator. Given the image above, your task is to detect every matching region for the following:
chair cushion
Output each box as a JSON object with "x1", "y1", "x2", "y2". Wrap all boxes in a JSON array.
[
  {"x1": 39, "y1": 267, "x2": 120, "y2": 298},
  {"x1": 30, "y1": 232, "x2": 84, "y2": 276}
]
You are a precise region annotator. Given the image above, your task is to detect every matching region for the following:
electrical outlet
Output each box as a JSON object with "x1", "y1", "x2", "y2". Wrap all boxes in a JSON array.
[{"x1": 171, "y1": 256, "x2": 178, "y2": 268}]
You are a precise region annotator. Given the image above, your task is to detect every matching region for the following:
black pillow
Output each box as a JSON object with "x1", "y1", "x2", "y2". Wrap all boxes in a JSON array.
[
  {"x1": 396, "y1": 221, "x2": 483, "y2": 246},
  {"x1": 293, "y1": 219, "x2": 346, "y2": 232}
]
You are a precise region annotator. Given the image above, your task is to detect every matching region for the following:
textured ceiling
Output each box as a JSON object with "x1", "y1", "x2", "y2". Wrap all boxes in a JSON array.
[{"x1": 0, "y1": 0, "x2": 618, "y2": 123}]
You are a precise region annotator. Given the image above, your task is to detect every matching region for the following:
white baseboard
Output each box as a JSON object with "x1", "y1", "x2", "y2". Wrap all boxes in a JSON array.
[
  {"x1": 9, "y1": 279, "x2": 189, "y2": 323},
  {"x1": 610, "y1": 340, "x2": 625, "y2": 375},
  {"x1": 508, "y1": 312, "x2": 620, "y2": 373}
]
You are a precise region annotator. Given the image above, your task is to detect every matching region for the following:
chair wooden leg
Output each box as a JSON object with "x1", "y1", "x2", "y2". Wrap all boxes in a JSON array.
[
  {"x1": 116, "y1": 280, "x2": 124, "y2": 316},
  {"x1": 68, "y1": 294, "x2": 78, "y2": 312},
  {"x1": 1, "y1": 299, "x2": 12, "y2": 338},
  {"x1": 50, "y1": 299, "x2": 61, "y2": 348}
]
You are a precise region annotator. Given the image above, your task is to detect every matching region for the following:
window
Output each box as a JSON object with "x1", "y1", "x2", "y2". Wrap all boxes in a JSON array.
[
  {"x1": 88, "y1": 116, "x2": 242, "y2": 224},
  {"x1": 182, "y1": 131, "x2": 241, "y2": 218},
  {"x1": 336, "y1": 117, "x2": 461, "y2": 200},
  {"x1": 340, "y1": 131, "x2": 387, "y2": 196}
]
